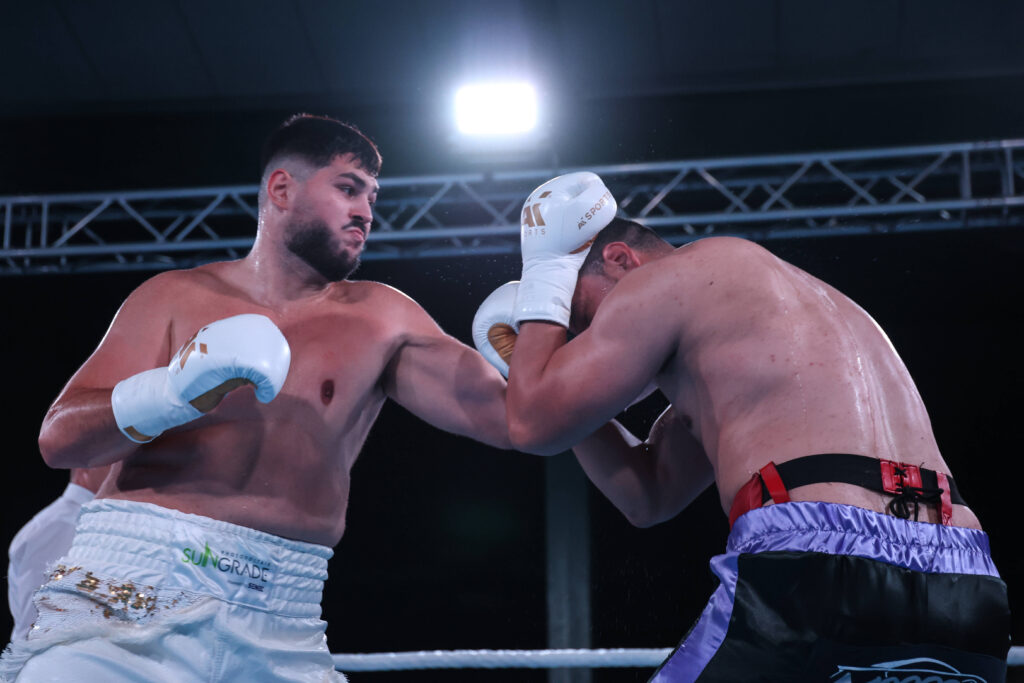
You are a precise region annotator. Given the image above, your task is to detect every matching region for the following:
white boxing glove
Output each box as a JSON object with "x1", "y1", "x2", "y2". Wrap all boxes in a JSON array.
[
  {"x1": 111, "y1": 313, "x2": 291, "y2": 443},
  {"x1": 472, "y1": 282, "x2": 519, "y2": 378},
  {"x1": 515, "y1": 172, "x2": 617, "y2": 327}
]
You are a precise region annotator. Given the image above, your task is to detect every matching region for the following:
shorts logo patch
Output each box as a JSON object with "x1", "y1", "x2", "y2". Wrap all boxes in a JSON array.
[
  {"x1": 180, "y1": 541, "x2": 273, "y2": 589},
  {"x1": 830, "y1": 657, "x2": 986, "y2": 683}
]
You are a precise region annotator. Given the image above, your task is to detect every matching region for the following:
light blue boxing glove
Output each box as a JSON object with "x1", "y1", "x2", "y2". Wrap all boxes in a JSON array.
[{"x1": 110, "y1": 314, "x2": 291, "y2": 443}]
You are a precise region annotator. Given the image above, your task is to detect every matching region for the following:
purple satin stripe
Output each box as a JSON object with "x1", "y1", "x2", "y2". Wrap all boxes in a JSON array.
[
  {"x1": 648, "y1": 502, "x2": 999, "y2": 682},
  {"x1": 730, "y1": 502, "x2": 999, "y2": 576},
  {"x1": 649, "y1": 553, "x2": 738, "y2": 683}
]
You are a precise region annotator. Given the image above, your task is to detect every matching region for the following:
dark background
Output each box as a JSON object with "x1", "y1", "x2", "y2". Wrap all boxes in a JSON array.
[{"x1": 1, "y1": 1, "x2": 1022, "y2": 681}]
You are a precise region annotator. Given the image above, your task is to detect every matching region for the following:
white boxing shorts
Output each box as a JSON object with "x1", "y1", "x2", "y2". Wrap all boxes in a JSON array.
[
  {"x1": 0, "y1": 499, "x2": 344, "y2": 682},
  {"x1": 7, "y1": 483, "x2": 95, "y2": 641}
]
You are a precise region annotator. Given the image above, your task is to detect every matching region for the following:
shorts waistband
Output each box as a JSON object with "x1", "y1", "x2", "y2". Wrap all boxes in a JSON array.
[
  {"x1": 728, "y1": 454, "x2": 964, "y2": 528},
  {"x1": 63, "y1": 499, "x2": 333, "y2": 617},
  {"x1": 729, "y1": 501, "x2": 1000, "y2": 577}
]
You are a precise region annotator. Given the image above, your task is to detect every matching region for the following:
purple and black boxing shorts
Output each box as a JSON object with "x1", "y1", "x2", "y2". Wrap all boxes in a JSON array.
[{"x1": 650, "y1": 501, "x2": 1010, "y2": 682}]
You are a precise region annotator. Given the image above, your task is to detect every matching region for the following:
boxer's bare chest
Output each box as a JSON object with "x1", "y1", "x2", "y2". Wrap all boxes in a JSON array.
[
  {"x1": 109, "y1": 274, "x2": 411, "y2": 541},
  {"x1": 165, "y1": 281, "x2": 397, "y2": 433}
]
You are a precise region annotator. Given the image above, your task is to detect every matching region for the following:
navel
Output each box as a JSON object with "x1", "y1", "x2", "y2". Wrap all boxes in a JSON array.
[{"x1": 320, "y1": 379, "x2": 335, "y2": 405}]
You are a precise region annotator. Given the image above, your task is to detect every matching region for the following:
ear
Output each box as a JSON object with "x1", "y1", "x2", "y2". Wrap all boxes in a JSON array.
[
  {"x1": 600, "y1": 242, "x2": 641, "y2": 277},
  {"x1": 265, "y1": 168, "x2": 296, "y2": 211}
]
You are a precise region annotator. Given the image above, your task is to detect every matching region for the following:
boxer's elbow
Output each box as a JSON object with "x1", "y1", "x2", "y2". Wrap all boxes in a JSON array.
[
  {"x1": 623, "y1": 509, "x2": 658, "y2": 529},
  {"x1": 618, "y1": 469, "x2": 681, "y2": 529},
  {"x1": 623, "y1": 503, "x2": 672, "y2": 529},
  {"x1": 38, "y1": 405, "x2": 97, "y2": 469},
  {"x1": 508, "y1": 416, "x2": 566, "y2": 456},
  {"x1": 506, "y1": 391, "x2": 570, "y2": 454},
  {"x1": 38, "y1": 419, "x2": 73, "y2": 469}
]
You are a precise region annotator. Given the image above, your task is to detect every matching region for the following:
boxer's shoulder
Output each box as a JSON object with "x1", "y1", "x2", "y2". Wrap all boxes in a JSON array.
[
  {"x1": 619, "y1": 237, "x2": 775, "y2": 297},
  {"x1": 325, "y1": 277, "x2": 393, "y2": 299},
  {"x1": 323, "y1": 279, "x2": 426, "y2": 314},
  {"x1": 129, "y1": 262, "x2": 231, "y2": 305},
  {"x1": 308, "y1": 280, "x2": 435, "y2": 343},
  {"x1": 670, "y1": 236, "x2": 779, "y2": 273}
]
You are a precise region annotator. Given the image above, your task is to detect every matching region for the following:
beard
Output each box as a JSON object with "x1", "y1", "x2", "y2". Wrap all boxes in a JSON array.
[{"x1": 284, "y1": 217, "x2": 361, "y2": 282}]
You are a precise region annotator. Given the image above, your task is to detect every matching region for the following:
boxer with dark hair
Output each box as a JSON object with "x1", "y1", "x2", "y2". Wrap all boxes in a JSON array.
[
  {"x1": 1, "y1": 114, "x2": 510, "y2": 682},
  {"x1": 474, "y1": 173, "x2": 1010, "y2": 682}
]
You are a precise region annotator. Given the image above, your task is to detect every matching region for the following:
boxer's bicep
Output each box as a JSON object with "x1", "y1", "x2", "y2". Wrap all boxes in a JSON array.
[
  {"x1": 39, "y1": 275, "x2": 178, "y2": 467},
  {"x1": 61, "y1": 278, "x2": 174, "y2": 394},
  {"x1": 384, "y1": 305, "x2": 511, "y2": 450}
]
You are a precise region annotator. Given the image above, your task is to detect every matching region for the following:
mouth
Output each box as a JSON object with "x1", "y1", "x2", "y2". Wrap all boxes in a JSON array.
[{"x1": 342, "y1": 226, "x2": 366, "y2": 244}]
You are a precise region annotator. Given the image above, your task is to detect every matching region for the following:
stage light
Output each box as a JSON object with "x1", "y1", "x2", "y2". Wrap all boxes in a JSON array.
[{"x1": 454, "y1": 82, "x2": 538, "y2": 136}]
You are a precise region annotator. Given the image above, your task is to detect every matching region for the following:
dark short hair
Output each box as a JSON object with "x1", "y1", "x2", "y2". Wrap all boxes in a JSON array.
[
  {"x1": 580, "y1": 217, "x2": 668, "y2": 274},
  {"x1": 260, "y1": 114, "x2": 382, "y2": 178}
]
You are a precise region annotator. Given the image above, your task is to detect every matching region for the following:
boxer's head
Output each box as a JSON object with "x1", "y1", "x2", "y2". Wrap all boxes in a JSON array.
[
  {"x1": 570, "y1": 218, "x2": 671, "y2": 334},
  {"x1": 258, "y1": 115, "x2": 382, "y2": 281},
  {"x1": 259, "y1": 114, "x2": 381, "y2": 187}
]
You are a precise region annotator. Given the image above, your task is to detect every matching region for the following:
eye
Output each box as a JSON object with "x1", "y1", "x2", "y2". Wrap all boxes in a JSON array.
[{"x1": 336, "y1": 185, "x2": 355, "y2": 196}]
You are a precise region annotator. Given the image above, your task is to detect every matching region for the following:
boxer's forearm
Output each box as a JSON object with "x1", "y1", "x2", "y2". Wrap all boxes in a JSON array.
[
  {"x1": 577, "y1": 408, "x2": 715, "y2": 527},
  {"x1": 572, "y1": 420, "x2": 665, "y2": 527},
  {"x1": 39, "y1": 388, "x2": 138, "y2": 469},
  {"x1": 507, "y1": 321, "x2": 586, "y2": 454},
  {"x1": 506, "y1": 172, "x2": 619, "y2": 452}
]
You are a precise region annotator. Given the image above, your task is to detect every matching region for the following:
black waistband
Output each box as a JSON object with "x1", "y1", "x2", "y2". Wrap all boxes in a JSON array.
[{"x1": 764, "y1": 453, "x2": 965, "y2": 505}]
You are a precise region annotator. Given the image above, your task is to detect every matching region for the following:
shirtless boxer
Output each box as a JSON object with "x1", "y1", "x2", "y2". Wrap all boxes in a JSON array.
[
  {"x1": 0, "y1": 114, "x2": 510, "y2": 682},
  {"x1": 473, "y1": 173, "x2": 1010, "y2": 682},
  {"x1": 7, "y1": 466, "x2": 111, "y2": 641}
]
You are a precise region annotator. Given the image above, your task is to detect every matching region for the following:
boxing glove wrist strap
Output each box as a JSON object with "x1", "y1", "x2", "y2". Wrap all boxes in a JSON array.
[
  {"x1": 515, "y1": 256, "x2": 585, "y2": 327},
  {"x1": 111, "y1": 368, "x2": 203, "y2": 443}
]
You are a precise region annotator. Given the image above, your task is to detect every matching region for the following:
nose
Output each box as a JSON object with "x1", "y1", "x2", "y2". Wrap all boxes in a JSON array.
[{"x1": 349, "y1": 197, "x2": 373, "y2": 230}]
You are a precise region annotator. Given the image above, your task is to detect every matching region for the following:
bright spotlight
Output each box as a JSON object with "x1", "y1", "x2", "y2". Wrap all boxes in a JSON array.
[{"x1": 455, "y1": 82, "x2": 538, "y2": 136}]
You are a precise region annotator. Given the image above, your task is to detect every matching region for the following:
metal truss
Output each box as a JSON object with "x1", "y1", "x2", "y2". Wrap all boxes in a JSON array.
[{"x1": 3, "y1": 139, "x2": 1023, "y2": 275}]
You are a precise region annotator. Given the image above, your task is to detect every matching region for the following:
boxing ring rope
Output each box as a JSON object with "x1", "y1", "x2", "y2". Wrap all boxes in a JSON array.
[
  {"x1": 331, "y1": 646, "x2": 1024, "y2": 672},
  {"x1": 333, "y1": 648, "x2": 669, "y2": 671}
]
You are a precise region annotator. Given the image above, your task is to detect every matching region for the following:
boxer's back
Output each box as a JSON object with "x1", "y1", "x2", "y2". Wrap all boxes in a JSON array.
[{"x1": 656, "y1": 237, "x2": 979, "y2": 527}]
